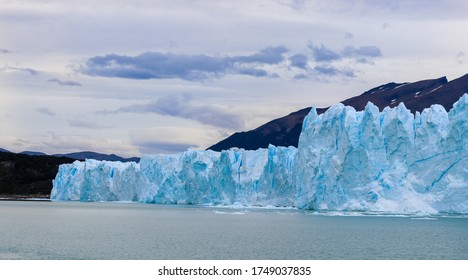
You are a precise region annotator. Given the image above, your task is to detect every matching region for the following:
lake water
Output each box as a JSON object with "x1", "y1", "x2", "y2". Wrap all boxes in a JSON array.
[{"x1": 0, "y1": 201, "x2": 466, "y2": 259}]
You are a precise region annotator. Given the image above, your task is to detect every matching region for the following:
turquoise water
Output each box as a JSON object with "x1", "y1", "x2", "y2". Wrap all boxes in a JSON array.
[{"x1": 0, "y1": 201, "x2": 466, "y2": 259}]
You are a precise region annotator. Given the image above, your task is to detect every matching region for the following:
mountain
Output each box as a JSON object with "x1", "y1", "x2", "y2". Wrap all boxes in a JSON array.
[
  {"x1": 2, "y1": 148, "x2": 139, "y2": 162},
  {"x1": 19, "y1": 151, "x2": 48, "y2": 156},
  {"x1": 1, "y1": 150, "x2": 138, "y2": 198},
  {"x1": 53, "y1": 151, "x2": 139, "y2": 163},
  {"x1": 0, "y1": 151, "x2": 75, "y2": 197},
  {"x1": 209, "y1": 73, "x2": 468, "y2": 151}
]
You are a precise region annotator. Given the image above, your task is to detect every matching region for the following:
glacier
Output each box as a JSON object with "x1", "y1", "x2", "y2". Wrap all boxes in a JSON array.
[{"x1": 51, "y1": 94, "x2": 468, "y2": 213}]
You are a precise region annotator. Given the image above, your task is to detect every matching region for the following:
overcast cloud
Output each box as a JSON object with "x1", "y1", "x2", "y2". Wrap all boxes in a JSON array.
[
  {"x1": 289, "y1": 54, "x2": 309, "y2": 69},
  {"x1": 80, "y1": 43, "x2": 381, "y2": 81},
  {"x1": 4, "y1": 66, "x2": 39, "y2": 75},
  {"x1": 102, "y1": 93, "x2": 244, "y2": 130},
  {"x1": 80, "y1": 46, "x2": 290, "y2": 81},
  {"x1": 134, "y1": 141, "x2": 196, "y2": 155},
  {"x1": 48, "y1": 78, "x2": 82, "y2": 87},
  {"x1": 68, "y1": 119, "x2": 106, "y2": 129},
  {"x1": 1, "y1": 0, "x2": 467, "y2": 156},
  {"x1": 36, "y1": 107, "x2": 56, "y2": 116},
  {"x1": 308, "y1": 43, "x2": 382, "y2": 64}
]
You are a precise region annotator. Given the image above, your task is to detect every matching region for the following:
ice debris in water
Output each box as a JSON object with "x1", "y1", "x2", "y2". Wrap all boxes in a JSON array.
[{"x1": 51, "y1": 94, "x2": 468, "y2": 214}]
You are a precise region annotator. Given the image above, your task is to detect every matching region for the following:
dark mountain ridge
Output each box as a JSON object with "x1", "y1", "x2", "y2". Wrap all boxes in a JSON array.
[
  {"x1": 19, "y1": 151, "x2": 47, "y2": 156},
  {"x1": 0, "y1": 152, "x2": 75, "y2": 197},
  {"x1": 0, "y1": 151, "x2": 139, "y2": 198},
  {"x1": 53, "y1": 151, "x2": 139, "y2": 163},
  {"x1": 209, "y1": 73, "x2": 468, "y2": 151},
  {"x1": 0, "y1": 149, "x2": 139, "y2": 163},
  {"x1": 0, "y1": 148, "x2": 11, "y2": 153}
]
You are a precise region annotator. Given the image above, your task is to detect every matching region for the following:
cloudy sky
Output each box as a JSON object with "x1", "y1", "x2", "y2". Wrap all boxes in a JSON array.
[{"x1": 1, "y1": 0, "x2": 467, "y2": 157}]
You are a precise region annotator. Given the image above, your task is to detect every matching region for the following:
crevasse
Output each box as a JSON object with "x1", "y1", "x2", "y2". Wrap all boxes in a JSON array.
[{"x1": 51, "y1": 94, "x2": 468, "y2": 213}]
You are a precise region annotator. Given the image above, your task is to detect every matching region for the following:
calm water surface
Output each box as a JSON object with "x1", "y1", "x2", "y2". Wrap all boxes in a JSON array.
[{"x1": 0, "y1": 201, "x2": 466, "y2": 259}]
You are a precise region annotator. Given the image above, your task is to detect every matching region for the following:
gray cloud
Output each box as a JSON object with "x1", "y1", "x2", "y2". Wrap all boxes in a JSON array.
[
  {"x1": 456, "y1": 51, "x2": 464, "y2": 64},
  {"x1": 68, "y1": 119, "x2": 106, "y2": 129},
  {"x1": 288, "y1": 0, "x2": 307, "y2": 11},
  {"x1": 80, "y1": 46, "x2": 289, "y2": 81},
  {"x1": 36, "y1": 107, "x2": 56, "y2": 116},
  {"x1": 80, "y1": 44, "x2": 381, "y2": 81},
  {"x1": 293, "y1": 73, "x2": 308, "y2": 80},
  {"x1": 12, "y1": 138, "x2": 29, "y2": 147},
  {"x1": 6, "y1": 66, "x2": 39, "y2": 75},
  {"x1": 343, "y1": 45, "x2": 382, "y2": 65},
  {"x1": 299, "y1": 43, "x2": 382, "y2": 78},
  {"x1": 308, "y1": 43, "x2": 382, "y2": 63},
  {"x1": 344, "y1": 32, "x2": 354, "y2": 40},
  {"x1": 314, "y1": 0, "x2": 465, "y2": 20},
  {"x1": 289, "y1": 54, "x2": 309, "y2": 69},
  {"x1": 135, "y1": 141, "x2": 195, "y2": 154},
  {"x1": 21, "y1": 68, "x2": 38, "y2": 75},
  {"x1": 341, "y1": 45, "x2": 382, "y2": 58},
  {"x1": 40, "y1": 133, "x2": 136, "y2": 157},
  {"x1": 234, "y1": 46, "x2": 289, "y2": 64},
  {"x1": 101, "y1": 93, "x2": 244, "y2": 130},
  {"x1": 48, "y1": 78, "x2": 82, "y2": 87},
  {"x1": 0, "y1": 49, "x2": 12, "y2": 54},
  {"x1": 314, "y1": 65, "x2": 355, "y2": 78},
  {"x1": 308, "y1": 43, "x2": 341, "y2": 62},
  {"x1": 81, "y1": 52, "x2": 227, "y2": 80},
  {"x1": 269, "y1": 73, "x2": 280, "y2": 78},
  {"x1": 237, "y1": 67, "x2": 269, "y2": 77}
]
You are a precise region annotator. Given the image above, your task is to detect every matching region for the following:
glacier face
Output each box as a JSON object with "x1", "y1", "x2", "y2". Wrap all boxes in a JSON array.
[
  {"x1": 51, "y1": 94, "x2": 468, "y2": 213},
  {"x1": 52, "y1": 146, "x2": 297, "y2": 207},
  {"x1": 296, "y1": 96, "x2": 467, "y2": 213}
]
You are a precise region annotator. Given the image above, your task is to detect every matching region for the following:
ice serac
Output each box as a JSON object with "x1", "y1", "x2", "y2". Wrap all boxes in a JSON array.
[
  {"x1": 51, "y1": 160, "x2": 141, "y2": 201},
  {"x1": 51, "y1": 94, "x2": 468, "y2": 213},
  {"x1": 141, "y1": 146, "x2": 296, "y2": 206},
  {"x1": 296, "y1": 94, "x2": 467, "y2": 213},
  {"x1": 52, "y1": 146, "x2": 297, "y2": 207}
]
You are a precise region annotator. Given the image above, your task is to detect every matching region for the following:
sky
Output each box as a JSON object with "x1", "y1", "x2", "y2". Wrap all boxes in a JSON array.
[{"x1": 1, "y1": 0, "x2": 467, "y2": 157}]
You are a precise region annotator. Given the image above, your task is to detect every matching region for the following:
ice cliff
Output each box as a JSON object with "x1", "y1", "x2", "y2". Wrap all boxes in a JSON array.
[
  {"x1": 51, "y1": 94, "x2": 468, "y2": 213},
  {"x1": 52, "y1": 147, "x2": 297, "y2": 207}
]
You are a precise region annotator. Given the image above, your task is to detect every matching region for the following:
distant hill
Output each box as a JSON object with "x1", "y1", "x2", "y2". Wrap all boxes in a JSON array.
[
  {"x1": 0, "y1": 148, "x2": 140, "y2": 162},
  {"x1": 209, "y1": 73, "x2": 468, "y2": 151},
  {"x1": 19, "y1": 151, "x2": 48, "y2": 156},
  {"x1": 53, "y1": 151, "x2": 139, "y2": 163}
]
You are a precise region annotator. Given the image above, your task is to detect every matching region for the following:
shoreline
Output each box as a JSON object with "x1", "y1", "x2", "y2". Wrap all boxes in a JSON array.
[{"x1": 0, "y1": 194, "x2": 51, "y2": 201}]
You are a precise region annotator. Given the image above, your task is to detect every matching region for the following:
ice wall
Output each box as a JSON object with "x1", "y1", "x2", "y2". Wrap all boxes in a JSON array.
[
  {"x1": 52, "y1": 146, "x2": 297, "y2": 207},
  {"x1": 296, "y1": 95, "x2": 467, "y2": 213},
  {"x1": 51, "y1": 94, "x2": 467, "y2": 213}
]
